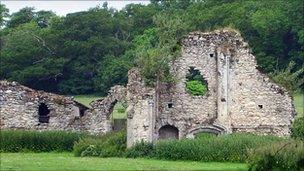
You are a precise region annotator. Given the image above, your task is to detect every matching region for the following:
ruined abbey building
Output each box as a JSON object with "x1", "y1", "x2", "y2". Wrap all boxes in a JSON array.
[{"x1": 0, "y1": 29, "x2": 295, "y2": 147}]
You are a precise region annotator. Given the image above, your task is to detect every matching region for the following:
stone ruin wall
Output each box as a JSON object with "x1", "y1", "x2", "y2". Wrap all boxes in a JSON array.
[
  {"x1": 127, "y1": 29, "x2": 295, "y2": 146},
  {"x1": 0, "y1": 80, "x2": 127, "y2": 135},
  {"x1": 0, "y1": 81, "x2": 85, "y2": 131},
  {"x1": 81, "y1": 85, "x2": 127, "y2": 134}
]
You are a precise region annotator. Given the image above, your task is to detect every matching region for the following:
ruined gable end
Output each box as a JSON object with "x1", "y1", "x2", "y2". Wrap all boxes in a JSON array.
[
  {"x1": 0, "y1": 80, "x2": 88, "y2": 131},
  {"x1": 126, "y1": 29, "x2": 295, "y2": 146}
]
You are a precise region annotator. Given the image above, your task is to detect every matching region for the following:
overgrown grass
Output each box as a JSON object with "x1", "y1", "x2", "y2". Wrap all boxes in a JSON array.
[
  {"x1": 147, "y1": 134, "x2": 282, "y2": 162},
  {"x1": 75, "y1": 131, "x2": 283, "y2": 163},
  {"x1": 0, "y1": 130, "x2": 87, "y2": 152},
  {"x1": 0, "y1": 153, "x2": 248, "y2": 171},
  {"x1": 247, "y1": 140, "x2": 304, "y2": 171},
  {"x1": 73, "y1": 130, "x2": 126, "y2": 157}
]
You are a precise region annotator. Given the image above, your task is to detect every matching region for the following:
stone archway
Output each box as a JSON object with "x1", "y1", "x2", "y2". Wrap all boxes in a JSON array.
[
  {"x1": 83, "y1": 85, "x2": 127, "y2": 134},
  {"x1": 186, "y1": 125, "x2": 227, "y2": 139},
  {"x1": 158, "y1": 125, "x2": 179, "y2": 140}
]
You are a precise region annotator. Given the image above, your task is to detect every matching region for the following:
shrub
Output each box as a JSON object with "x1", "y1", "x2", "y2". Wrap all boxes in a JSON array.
[
  {"x1": 269, "y1": 61, "x2": 304, "y2": 93},
  {"x1": 73, "y1": 130, "x2": 126, "y2": 157},
  {"x1": 247, "y1": 140, "x2": 304, "y2": 171},
  {"x1": 153, "y1": 134, "x2": 282, "y2": 162},
  {"x1": 0, "y1": 130, "x2": 86, "y2": 152},
  {"x1": 186, "y1": 80, "x2": 207, "y2": 96},
  {"x1": 123, "y1": 133, "x2": 283, "y2": 162},
  {"x1": 125, "y1": 141, "x2": 155, "y2": 158},
  {"x1": 291, "y1": 117, "x2": 304, "y2": 140}
]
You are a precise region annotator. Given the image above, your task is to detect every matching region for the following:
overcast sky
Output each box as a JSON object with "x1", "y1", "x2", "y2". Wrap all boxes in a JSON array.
[{"x1": 1, "y1": 1, "x2": 150, "y2": 16}]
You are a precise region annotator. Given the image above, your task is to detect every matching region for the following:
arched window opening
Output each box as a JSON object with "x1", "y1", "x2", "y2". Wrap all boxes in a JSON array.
[
  {"x1": 186, "y1": 67, "x2": 208, "y2": 96},
  {"x1": 158, "y1": 125, "x2": 179, "y2": 140},
  {"x1": 38, "y1": 103, "x2": 50, "y2": 123}
]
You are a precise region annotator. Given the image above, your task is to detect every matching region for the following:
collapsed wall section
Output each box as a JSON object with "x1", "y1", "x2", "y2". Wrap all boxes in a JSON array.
[{"x1": 0, "y1": 80, "x2": 87, "y2": 131}]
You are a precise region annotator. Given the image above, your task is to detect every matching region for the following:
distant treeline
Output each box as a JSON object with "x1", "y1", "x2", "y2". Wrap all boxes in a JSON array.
[{"x1": 0, "y1": 0, "x2": 303, "y2": 95}]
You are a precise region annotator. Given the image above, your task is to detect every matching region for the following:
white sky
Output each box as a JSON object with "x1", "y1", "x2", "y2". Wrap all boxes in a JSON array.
[{"x1": 1, "y1": 1, "x2": 150, "y2": 16}]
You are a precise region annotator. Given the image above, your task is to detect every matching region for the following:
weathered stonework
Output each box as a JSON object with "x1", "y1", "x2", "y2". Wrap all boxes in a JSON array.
[
  {"x1": 127, "y1": 29, "x2": 295, "y2": 146},
  {"x1": 0, "y1": 81, "x2": 126, "y2": 134},
  {"x1": 0, "y1": 29, "x2": 295, "y2": 147},
  {"x1": 0, "y1": 80, "x2": 88, "y2": 131}
]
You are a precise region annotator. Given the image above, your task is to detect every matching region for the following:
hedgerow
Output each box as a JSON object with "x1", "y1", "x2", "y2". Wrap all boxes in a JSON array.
[
  {"x1": 0, "y1": 130, "x2": 87, "y2": 152},
  {"x1": 125, "y1": 133, "x2": 283, "y2": 162}
]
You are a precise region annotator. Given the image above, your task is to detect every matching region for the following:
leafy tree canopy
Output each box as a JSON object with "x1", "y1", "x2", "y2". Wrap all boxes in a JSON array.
[{"x1": 1, "y1": 0, "x2": 303, "y2": 94}]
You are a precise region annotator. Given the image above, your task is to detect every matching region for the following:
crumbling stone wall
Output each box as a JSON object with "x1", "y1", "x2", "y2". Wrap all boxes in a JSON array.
[
  {"x1": 0, "y1": 80, "x2": 87, "y2": 131},
  {"x1": 126, "y1": 69, "x2": 155, "y2": 147},
  {"x1": 81, "y1": 85, "x2": 127, "y2": 134},
  {"x1": 0, "y1": 81, "x2": 127, "y2": 135},
  {"x1": 127, "y1": 29, "x2": 295, "y2": 146}
]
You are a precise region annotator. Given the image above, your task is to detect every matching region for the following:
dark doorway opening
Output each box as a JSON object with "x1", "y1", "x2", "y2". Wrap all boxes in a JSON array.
[
  {"x1": 38, "y1": 103, "x2": 50, "y2": 123},
  {"x1": 158, "y1": 125, "x2": 179, "y2": 140}
]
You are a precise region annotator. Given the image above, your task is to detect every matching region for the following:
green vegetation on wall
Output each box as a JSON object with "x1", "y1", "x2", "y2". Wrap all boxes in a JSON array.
[{"x1": 186, "y1": 67, "x2": 208, "y2": 96}]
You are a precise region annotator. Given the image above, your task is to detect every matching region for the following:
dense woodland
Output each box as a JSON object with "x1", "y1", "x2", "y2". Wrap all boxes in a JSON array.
[{"x1": 0, "y1": 0, "x2": 303, "y2": 95}]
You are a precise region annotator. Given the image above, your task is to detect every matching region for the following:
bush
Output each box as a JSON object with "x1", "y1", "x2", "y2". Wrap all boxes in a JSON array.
[
  {"x1": 247, "y1": 140, "x2": 304, "y2": 171},
  {"x1": 186, "y1": 80, "x2": 207, "y2": 96},
  {"x1": 73, "y1": 130, "x2": 126, "y2": 157},
  {"x1": 0, "y1": 130, "x2": 86, "y2": 152},
  {"x1": 124, "y1": 133, "x2": 283, "y2": 162},
  {"x1": 125, "y1": 141, "x2": 155, "y2": 158},
  {"x1": 291, "y1": 117, "x2": 304, "y2": 140},
  {"x1": 153, "y1": 134, "x2": 283, "y2": 162}
]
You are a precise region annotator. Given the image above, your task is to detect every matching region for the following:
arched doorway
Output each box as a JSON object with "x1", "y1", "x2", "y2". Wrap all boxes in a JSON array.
[
  {"x1": 38, "y1": 103, "x2": 50, "y2": 123},
  {"x1": 107, "y1": 100, "x2": 127, "y2": 132},
  {"x1": 158, "y1": 125, "x2": 179, "y2": 140}
]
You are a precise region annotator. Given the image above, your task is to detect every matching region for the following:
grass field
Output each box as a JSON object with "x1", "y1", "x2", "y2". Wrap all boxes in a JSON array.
[
  {"x1": 73, "y1": 95, "x2": 102, "y2": 107},
  {"x1": 294, "y1": 94, "x2": 304, "y2": 117},
  {"x1": 0, "y1": 153, "x2": 248, "y2": 171}
]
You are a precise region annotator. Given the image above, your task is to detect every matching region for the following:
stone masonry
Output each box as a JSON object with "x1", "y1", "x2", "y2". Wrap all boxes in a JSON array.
[
  {"x1": 126, "y1": 29, "x2": 295, "y2": 146},
  {"x1": 0, "y1": 80, "x2": 126, "y2": 134}
]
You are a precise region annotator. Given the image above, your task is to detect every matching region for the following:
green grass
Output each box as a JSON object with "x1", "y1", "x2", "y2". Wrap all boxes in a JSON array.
[
  {"x1": 73, "y1": 95, "x2": 102, "y2": 107},
  {"x1": 294, "y1": 93, "x2": 303, "y2": 118},
  {"x1": 0, "y1": 153, "x2": 248, "y2": 171},
  {"x1": 74, "y1": 95, "x2": 126, "y2": 119}
]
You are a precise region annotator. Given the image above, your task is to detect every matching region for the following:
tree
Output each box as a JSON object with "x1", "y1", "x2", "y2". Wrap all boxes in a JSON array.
[
  {"x1": 0, "y1": 4, "x2": 9, "y2": 27},
  {"x1": 7, "y1": 7, "x2": 35, "y2": 28},
  {"x1": 0, "y1": 21, "x2": 66, "y2": 92}
]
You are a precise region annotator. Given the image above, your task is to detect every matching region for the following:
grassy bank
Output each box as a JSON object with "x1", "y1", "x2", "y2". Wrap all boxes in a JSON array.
[{"x1": 0, "y1": 153, "x2": 248, "y2": 171}]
